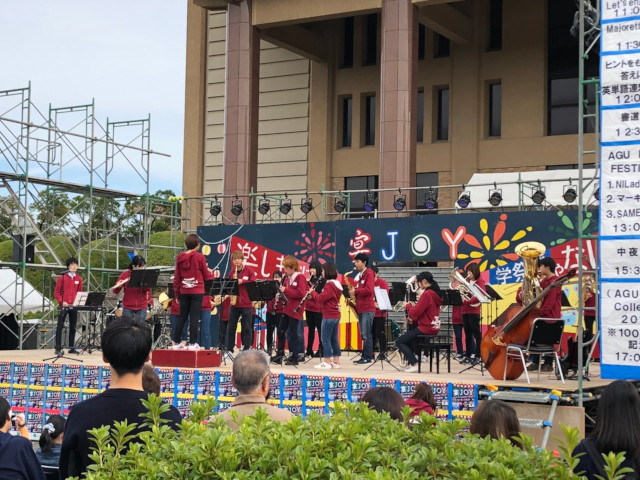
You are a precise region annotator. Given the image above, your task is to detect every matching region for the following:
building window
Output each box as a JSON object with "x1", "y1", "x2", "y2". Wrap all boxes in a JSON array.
[
  {"x1": 434, "y1": 33, "x2": 450, "y2": 58},
  {"x1": 547, "y1": 0, "x2": 598, "y2": 135},
  {"x1": 363, "y1": 13, "x2": 378, "y2": 66},
  {"x1": 345, "y1": 175, "x2": 378, "y2": 216},
  {"x1": 340, "y1": 17, "x2": 354, "y2": 68},
  {"x1": 417, "y1": 89, "x2": 424, "y2": 143},
  {"x1": 416, "y1": 172, "x2": 439, "y2": 214},
  {"x1": 363, "y1": 94, "x2": 376, "y2": 146},
  {"x1": 487, "y1": 0, "x2": 503, "y2": 51},
  {"x1": 418, "y1": 23, "x2": 426, "y2": 60},
  {"x1": 435, "y1": 87, "x2": 449, "y2": 141},
  {"x1": 341, "y1": 96, "x2": 352, "y2": 147},
  {"x1": 546, "y1": 163, "x2": 596, "y2": 170},
  {"x1": 489, "y1": 82, "x2": 502, "y2": 137}
]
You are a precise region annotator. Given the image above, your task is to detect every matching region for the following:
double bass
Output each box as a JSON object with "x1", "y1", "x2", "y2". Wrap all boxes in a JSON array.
[{"x1": 480, "y1": 245, "x2": 576, "y2": 380}]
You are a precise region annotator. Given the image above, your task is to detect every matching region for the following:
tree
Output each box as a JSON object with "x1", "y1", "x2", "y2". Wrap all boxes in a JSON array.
[
  {"x1": 29, "y1": 188, "x2": 71, "y2": 236},
  {"x1": 122, "y1": 189, "x2": 181, "y2": 237},
  {"x1": 69, "y1": 195, "x2": 128, "y2": 242}
]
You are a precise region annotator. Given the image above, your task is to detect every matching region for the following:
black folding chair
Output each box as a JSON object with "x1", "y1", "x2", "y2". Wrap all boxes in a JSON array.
[{"x1": 504, "y1": 318, "x2": 565, "y2": 384}]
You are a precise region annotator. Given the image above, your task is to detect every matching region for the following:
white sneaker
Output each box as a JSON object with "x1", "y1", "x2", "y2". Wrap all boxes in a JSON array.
[
  {"x1": 314, "y1": 362, "x2": 332, "y2": 369},
  {"x1": 187, "y1": 343, "x2": 201, "y2": 351},
  {"x1": 331, "y1": 362, "x2": 341, "y2": 369},
  {"x1": 421, "y1": 355, "x2": 427, "y2": 362},
  {"x1": 172, "y1": 343, "x2": 186, "y2": 350},
  {"x1": 405, "y1": 365, "x2": 419, "y2": 373}
]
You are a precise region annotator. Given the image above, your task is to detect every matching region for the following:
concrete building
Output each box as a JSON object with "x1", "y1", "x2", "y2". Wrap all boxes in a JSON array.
[{"x1": 182, "y1": 0, "x2": 597, "y2": 226}]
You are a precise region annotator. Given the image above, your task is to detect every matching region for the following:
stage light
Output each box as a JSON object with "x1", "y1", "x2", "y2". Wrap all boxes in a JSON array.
[
  {"x1": 457, "y1": 190, "x2": 471, "y2": 209},
  {"x1": 594, "y1": 187, "x2": 599, "y2": 201},
  {"x1": 363, "y1": 191, "x2": 377, "y2": 212},
  {"x1": 209, "y1": 196, "x2": 221, "y2": 217},
  {"x1": 532, "y1": 186, "x2": 546, "y2": 205},
  {"x1": 424, "y1": 188, "x2": 438, "y2": 210},
  {"x1": 563, "y1": 185, "x2": 577, "y2": 203},
  {"x1": 334, "y1": 194, "x2": 347, "y2": 213},
  {"x1": 488, "y1": 189, "x2": 502, "y2": 207},
  {"x1": 230, "y1": 195, "x2": 243, "y2": 217},
  {"x1": 258, "y1": 194, "x2": 270, "y2": 215},
  {"x1": 300, "y1": 194, "x2": 313, "y2": 214},
  {"x1": 393, "y1": 190, "x2": 406, "y2": 211},
  {"x1": 280, "y1": 194, "x2": 292, "y2": 215}
]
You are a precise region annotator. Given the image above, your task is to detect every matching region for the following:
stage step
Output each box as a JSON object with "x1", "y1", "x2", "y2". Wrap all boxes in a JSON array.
[{"x1": 488, "y1": 389, "x2": 561, "y2": 449}]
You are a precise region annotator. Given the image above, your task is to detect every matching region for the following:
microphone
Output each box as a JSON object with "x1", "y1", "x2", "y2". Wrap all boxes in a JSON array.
[{"x1": 59, "y1": 269, "x2": 70, "y2": 275}]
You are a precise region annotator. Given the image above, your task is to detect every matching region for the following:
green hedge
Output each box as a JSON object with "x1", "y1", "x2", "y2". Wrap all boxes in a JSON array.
[
  {"x1": 76, "y1": 397, "x2": 592, "y2": 480},
  {"x1": 147, "y1": 231, "x2": 184, "y2": 267}
]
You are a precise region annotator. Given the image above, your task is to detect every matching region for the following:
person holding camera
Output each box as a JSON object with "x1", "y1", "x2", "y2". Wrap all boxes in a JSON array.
[{"x1": 0, "y1": 396, "x2": 46, "y2": 479}]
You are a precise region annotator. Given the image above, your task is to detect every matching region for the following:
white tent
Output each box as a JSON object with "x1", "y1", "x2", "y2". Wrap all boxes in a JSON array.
[{"x1": 0, "y1": 268, "x2": 52, "y2": 316}]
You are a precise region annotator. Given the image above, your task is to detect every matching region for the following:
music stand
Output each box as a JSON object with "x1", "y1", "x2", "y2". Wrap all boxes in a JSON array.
[
  {"x1": 208, "y1": 278, "x2": 238, "y2": 298},
  {"x1": 366, "y1": 287, "x2": 399, "y2": 371},
  {"x1": 77, "y1": 292, "x2": 107, "y2": 355},
  {"x1": 244, "y1": 281, "x2": 279, "y2": 352},
  {"x1": 128, "y1": 269, "x2": 160, "y2": 289},
  {"x1": 561, "y1": 291, "x2": 571, "y2": 307}
]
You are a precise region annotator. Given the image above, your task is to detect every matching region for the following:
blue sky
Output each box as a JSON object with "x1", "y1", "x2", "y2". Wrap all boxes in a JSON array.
[{"x1": 1, "y1": 0, "x2": 187, "y2": 195}]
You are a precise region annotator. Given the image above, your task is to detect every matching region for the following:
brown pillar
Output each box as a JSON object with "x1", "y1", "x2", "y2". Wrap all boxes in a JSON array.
[
  {"x1": 223, "y1": 0, "x2": 260, "y2": 222},
  {"x1": 379, "y1": 0, "x2": 417, "y2": 217}
]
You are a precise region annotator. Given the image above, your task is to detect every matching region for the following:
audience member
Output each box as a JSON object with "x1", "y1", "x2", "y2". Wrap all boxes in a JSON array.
[
  {"x1": 360, "y1": 386, "x2": 405, "y2": 422},
  {"x1": 573, "y1": 380, "x2": 640, "y2": 479},
  {"x1": 211, "y1": 350, "x2": 293, "y2": 429},
  {"x1": 142, "y1": 363, "x2": 161, "y2": 396},
  {"x1": 405, "y1": 383, "x2": 437, "y2": 418},
  {"x1": 35, "y1": 414, "x2": 66, "y2": 468},
  {"x1": 470, "y1": 400, "x2": 521, "y2": 448},
  {"x1": 59, "y1": 318, "x2": 182, "y2": 479},
  {"x1": 0, "y1": 396, "x2": 46, "y2": 479}
]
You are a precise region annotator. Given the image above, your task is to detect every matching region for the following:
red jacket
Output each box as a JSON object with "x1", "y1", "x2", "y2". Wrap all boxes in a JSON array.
[
  {"x1": 406, "y1": 289, "x2": 443, "y2": 335},
  {"x1": 405, "y1": 398, "x2": 435, "y2": 417},
  {"x1": 173, "y1": 251, "x2": 214, "y2": 296},
  {"x1": 539, "y1": 275, "x2": 562, "y2": 318},
  {"x1": 310, "y1": 279, "x2": 342, "y2": 319},
  {"x1": 354, "y1": 268, "x2": 376, "y2": 314},
  {"x1": 54, "y1": 273, "x2": 83, "y2": 306},
  {"x1": 461, "y1": 278, "x2": 486, "y2": 315},
  {"x1": 304, "y1": 277, "x2": 322, "y2": 313},
  {"x1": 227, "y1": 265, "x2": 257, "y2": 309},
  {"x1": 451, "y1": 305, "x2": 463, "y2": 325},
  {"x1": 202, "y1": 295, "x2": 212, "y2": 310},
  {"x1": 219, "y1": 296, "x2": 231, "y2": 321},
  {"x1": 170, "y1": 296, "x2": 180, "y2": 315},
  {"x1": 266, "y1": 294, "x2": 285, "y2": 315},
  {"x1": 112, "y1": 270, "x2": 152, "y2": 311},
  {"x1": 374, "y1": 277, "x2": 389, "y2": 318},
  {"x1": 282, "y1": 272, "x2": 307, "y2": 320}
]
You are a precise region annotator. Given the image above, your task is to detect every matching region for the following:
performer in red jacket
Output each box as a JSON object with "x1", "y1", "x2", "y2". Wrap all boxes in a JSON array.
[
  {"x1": 371, "y1": 265, "x2": 390, "y2": 360},
  {"x1": 461, "y1": 263, "x2": 486, "y2": 366},
  {"x1": 225, "y1": 250, "x2": 257, "y2": 353},
  {"x1": 276, "y1": 255, "x2": 307, "y2": 365},
  {"x1": 348, "y1": 253, "x2": 376, "y2": 364},
  {"x1": 304, "y1": 261, "x2": 324, "y2": 358},
  {"x1": 111, "y1": 255, "x2": 152, "y2": 323},
  {"x1": 309, "y1": 262, "x2": 343, "y2": 369},
  {"x1": 172, "y1": 234, "x2": 214, "y2": 350},
  {"x1": 396, "y1": 271, "x2": 443, "y2": 373},
  {"x1": 54, "y1": 257, "x2": 83, "y2": 356}
]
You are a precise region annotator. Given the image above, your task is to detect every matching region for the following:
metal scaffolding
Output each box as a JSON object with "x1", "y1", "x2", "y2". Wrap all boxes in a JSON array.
[{"x1": 0, "y1": 84, "x2": 182, "y2": 350}]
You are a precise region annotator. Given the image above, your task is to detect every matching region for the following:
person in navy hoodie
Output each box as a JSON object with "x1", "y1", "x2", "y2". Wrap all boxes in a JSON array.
[
  {"x1": 172, "y1": 234, "x2": 214, "y2": 350},
  {"x1": 0, "y1": 396, "x2": 46, "y2": 480},
  {"x1": 54, "y1": 257, "x2": 83, "y2": 356}
]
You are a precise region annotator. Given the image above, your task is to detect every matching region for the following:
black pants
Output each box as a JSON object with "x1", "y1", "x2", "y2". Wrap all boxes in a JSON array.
[
  {"x1": 305, "y1": 310, "x2": 322, "y2": 355},
  {"x1": 276, "y1": 314, "x2": 291, "y2": 354},
  {"x1": 174, "y1": 294, "x2": 203, "y2": 344},
  {"x1": 227, "y1": 306, "x2": 252, "y2": 351},
  {"x1": 266, "y1": 312, "x2": 282, "y2": 351},
  {"x1": 462, "y1": 313, "x2": 481, "y2": 357},
  {"x1": 55, "y1": 308, "x2": 78, "y2": 350},
  {"x1": 373, "y1": 316, "x2": 387, "y2": 354}
]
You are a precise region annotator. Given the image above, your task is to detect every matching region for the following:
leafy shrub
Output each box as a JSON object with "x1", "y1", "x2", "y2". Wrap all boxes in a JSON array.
[
  {"x1": 147, "y1": 231, "x2": 184, "y2": 267},
  {"x1": 35, "y1": 235, "x2": 77, "y2": 264},
  {"x1": 75, "y1": 397, "x2": 586, "y2": 480},
  {"x1": 0, "y1": 239, "x2": 13, "y2": 262}
]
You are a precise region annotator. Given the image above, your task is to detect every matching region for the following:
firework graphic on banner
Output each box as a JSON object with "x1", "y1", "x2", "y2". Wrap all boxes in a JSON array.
[{"x1": 294, "y1": 223, "x2": 336, "y2": 264}]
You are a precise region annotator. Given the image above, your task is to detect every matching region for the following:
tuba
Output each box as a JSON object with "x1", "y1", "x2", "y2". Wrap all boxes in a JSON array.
[
  {"x1": 514, "y1": 241, "x2": 546, "y2": 308},
  {"x1": 448, "y1": 268, "x2": 491, "y2": 307}
]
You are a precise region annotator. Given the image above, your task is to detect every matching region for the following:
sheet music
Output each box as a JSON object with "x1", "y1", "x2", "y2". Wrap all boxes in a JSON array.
[
  {"x1": 73, "y1": 292, "x2": 89, "y2": 307},
  {"x1": 374, "y1": 287, "x2": 392, "y2": 311}
]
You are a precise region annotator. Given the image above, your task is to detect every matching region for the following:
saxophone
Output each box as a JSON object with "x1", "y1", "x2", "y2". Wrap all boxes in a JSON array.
[
  {"x1": 515, "y1": 241, "x2": 546, "y2": 308},
  {"x1": 230, "y1": 266, "x2": 238, "y2": 306}
]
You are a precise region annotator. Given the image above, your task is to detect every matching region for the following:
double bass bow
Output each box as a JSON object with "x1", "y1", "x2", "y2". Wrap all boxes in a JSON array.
[{"x1": 480, "y1": 268, "x2": 576, "y2": 380}]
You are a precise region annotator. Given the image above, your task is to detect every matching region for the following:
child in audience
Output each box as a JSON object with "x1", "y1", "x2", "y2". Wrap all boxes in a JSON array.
[
  {"x1": 470, "y1": 400, "x2": 521, "y2": 448},
  {"x1": 405, "y1": 383, "x2": 437, "y2": 417},
  {"x1": 35, "y1": 414, "x2": 66, "y2": 467}
]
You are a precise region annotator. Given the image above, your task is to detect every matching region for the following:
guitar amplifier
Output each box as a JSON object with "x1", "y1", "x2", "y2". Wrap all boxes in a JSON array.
[{"x1": 152, "y1": 349, "x2": 221, "y2": 368}]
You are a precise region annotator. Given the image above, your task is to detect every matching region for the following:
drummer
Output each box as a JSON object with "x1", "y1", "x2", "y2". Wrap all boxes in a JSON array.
[{"x1": 112, "y1": 255, "x2": 153, "y2": 322}]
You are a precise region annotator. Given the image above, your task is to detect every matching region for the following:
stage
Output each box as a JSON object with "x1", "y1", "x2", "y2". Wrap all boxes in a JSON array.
[{"x1": 0, "y1": 348, "x2": 609, "y2": 451}]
